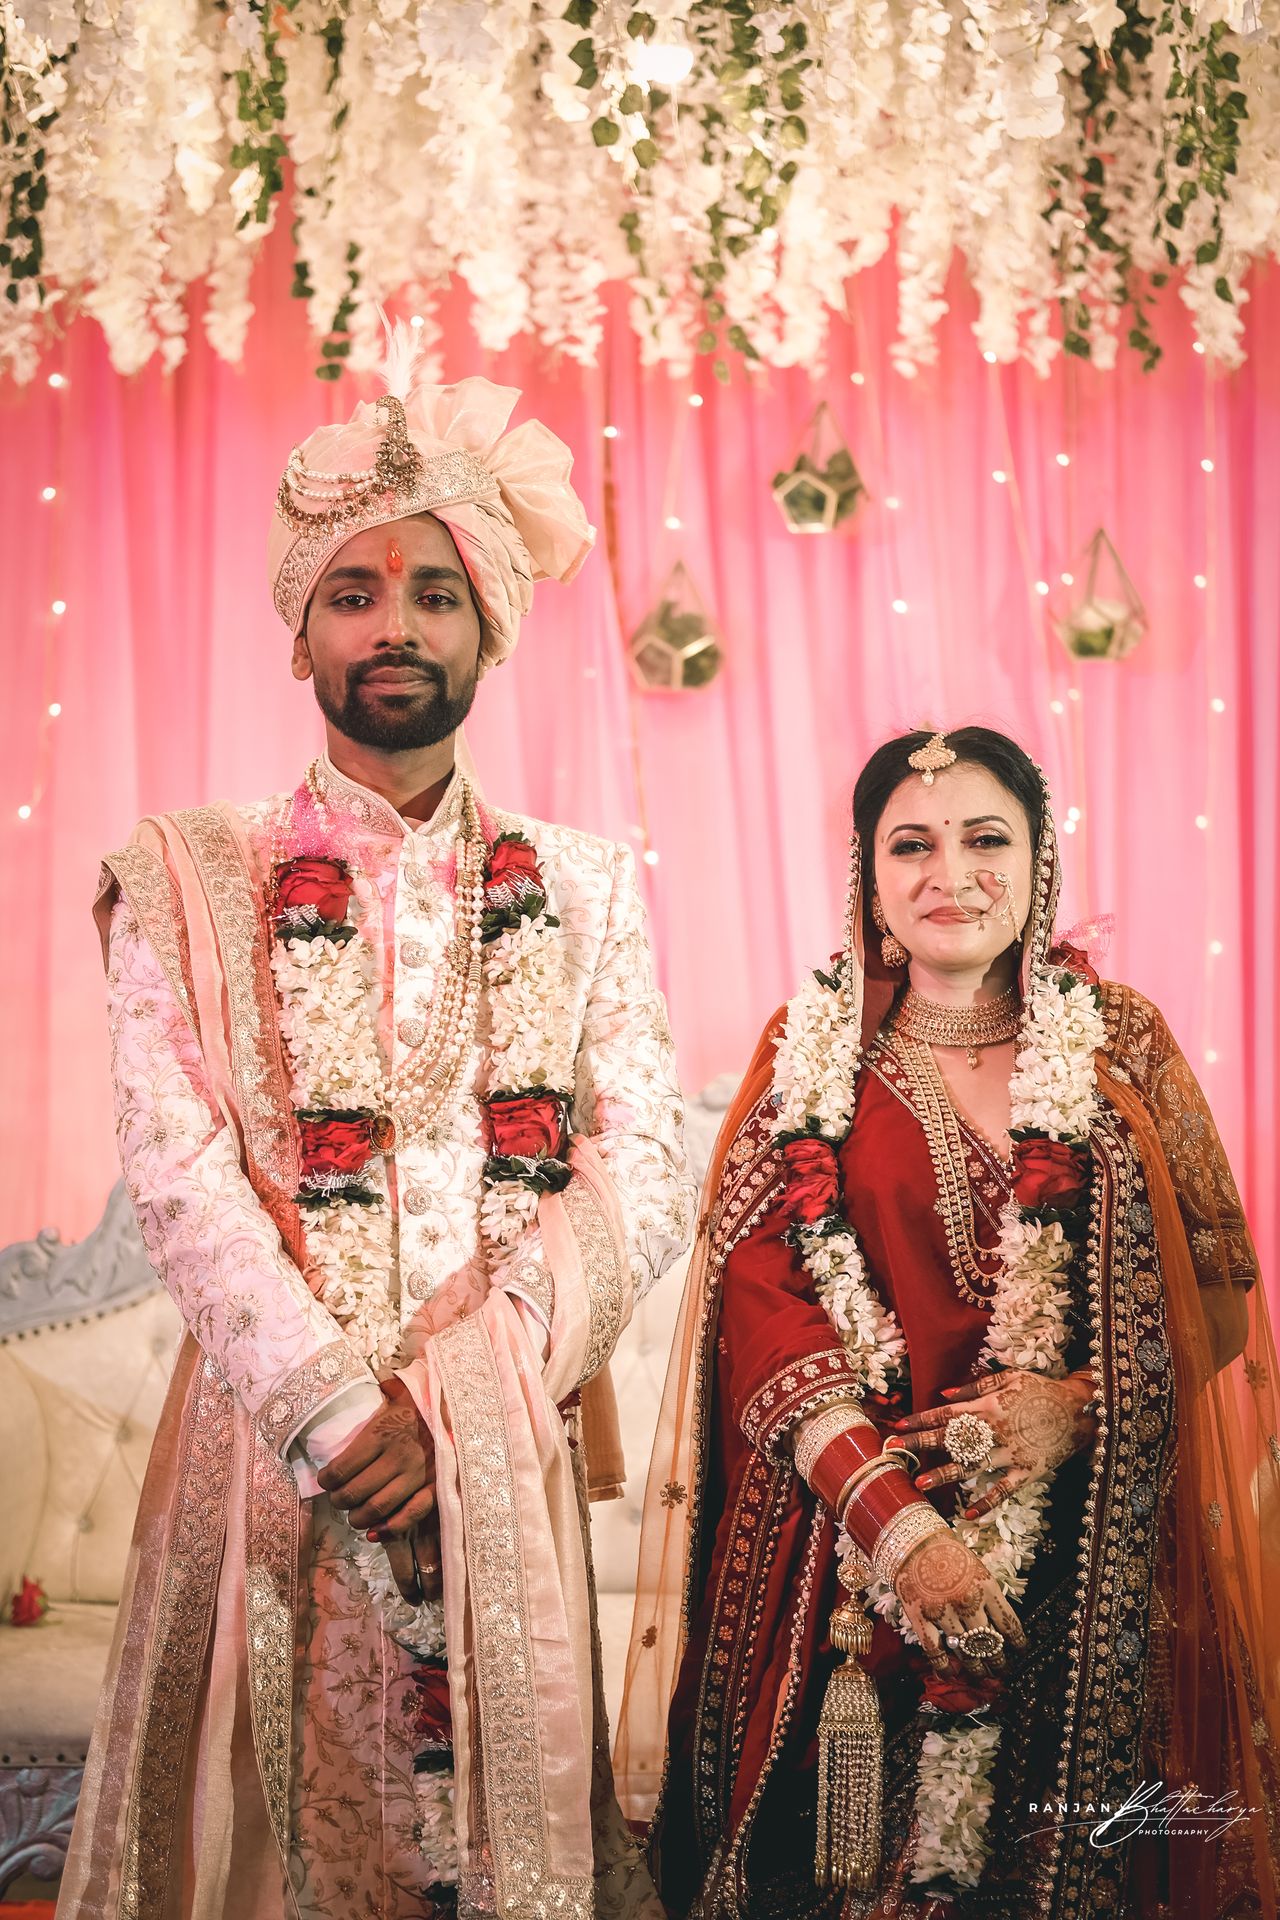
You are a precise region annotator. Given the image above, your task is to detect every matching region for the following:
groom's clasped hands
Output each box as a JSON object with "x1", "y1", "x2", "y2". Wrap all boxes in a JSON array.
[{"x1": 318, "y1": 1376, "x2": 441, "y2": 1604}]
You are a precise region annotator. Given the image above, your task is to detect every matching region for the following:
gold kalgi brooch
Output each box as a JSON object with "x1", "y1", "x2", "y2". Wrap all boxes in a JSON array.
[{"x1": 907, "y1": 731, "x2": 958, "y2": 785}]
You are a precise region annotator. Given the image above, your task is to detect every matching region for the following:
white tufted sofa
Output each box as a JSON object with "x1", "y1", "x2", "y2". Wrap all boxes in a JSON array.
[{"x1": 0, "y1": 1080, "x2": 734, "y2": 1896}]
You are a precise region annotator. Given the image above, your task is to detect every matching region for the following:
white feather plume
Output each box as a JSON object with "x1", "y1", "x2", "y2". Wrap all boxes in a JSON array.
[{"x1": 375, "y1": 305, "x2": 429, "y2": 402}]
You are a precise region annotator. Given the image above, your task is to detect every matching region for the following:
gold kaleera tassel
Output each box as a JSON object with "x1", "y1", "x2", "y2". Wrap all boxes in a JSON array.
[{"x1": 815, "y1": 1555, "x2": 883, "y2": 1891}]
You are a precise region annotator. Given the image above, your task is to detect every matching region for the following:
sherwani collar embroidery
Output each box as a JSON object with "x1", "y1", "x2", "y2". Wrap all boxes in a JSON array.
[{"x1": 311, "y1": 748, "x2": 478, "y2": 841}]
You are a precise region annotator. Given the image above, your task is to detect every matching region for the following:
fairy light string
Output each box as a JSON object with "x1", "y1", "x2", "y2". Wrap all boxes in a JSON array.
[{"x1": 17, "y1": 365, "x2": 70, "y2": 825}]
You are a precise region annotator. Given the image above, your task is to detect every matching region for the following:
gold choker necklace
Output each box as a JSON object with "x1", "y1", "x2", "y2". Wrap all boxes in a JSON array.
[{"x1": 892, "y1": 984, "x2": 1021, "y2": 1068}]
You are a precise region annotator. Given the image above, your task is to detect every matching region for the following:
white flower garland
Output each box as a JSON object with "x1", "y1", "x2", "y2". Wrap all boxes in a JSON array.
[
  {"x1": 270, "y1": 923, "x2": 401, "y2": 1369},
  {"x1": 772, "y1": 952, "x2": 1107, "y2": 1891},
  {"x1": 267, "y1": 820, "x2": 572, "y2": 1889},
  {"x1": 478, "y1": 904, "x2": 579, "y2": 1266}
]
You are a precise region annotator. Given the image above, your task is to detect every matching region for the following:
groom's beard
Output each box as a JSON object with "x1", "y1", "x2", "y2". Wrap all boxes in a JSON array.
[{"x1": 316, "y1": 652, "x2": 478, "y2": 751}]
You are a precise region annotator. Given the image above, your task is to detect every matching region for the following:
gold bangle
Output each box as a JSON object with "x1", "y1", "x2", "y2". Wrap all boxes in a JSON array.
[
  {"x1": 870, "y1": 1503, "x2": 950, "y2": 1589},
  {"x1": 792, "y1": 1400, "x2": 876, "y2": 1484},
  {"x1": 834, "y1": 1455, "x2": 904, "y2": 1521},
  {"x1": 834, "y1": 1444, "x2": 921, "y2": 1523}
]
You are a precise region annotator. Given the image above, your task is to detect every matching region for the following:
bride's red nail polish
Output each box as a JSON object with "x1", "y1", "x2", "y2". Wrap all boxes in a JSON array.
[{"x1": 963, "y1": 1507, "x2": 978, "y2": 1520}]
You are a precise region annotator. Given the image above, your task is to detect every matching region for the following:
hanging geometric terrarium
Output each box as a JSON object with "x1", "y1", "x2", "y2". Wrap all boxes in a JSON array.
[
  {"x1": 771, "y1": 402, "x2": 868, "y2": 534},
  {"x1": 628, "y1": 561, "x2": 724, "y2": 692},
  {"x1": 1052, "y1": 528, "x2": 1147, "y2": 661}
]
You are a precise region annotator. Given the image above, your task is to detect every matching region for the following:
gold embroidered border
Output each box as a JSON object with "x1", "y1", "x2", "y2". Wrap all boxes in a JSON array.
[
  {"x1": 718, "y1": 1502, "x2": 826, "y2": 1916},
  {"x1": 502, "y1": 1255, "x2": 556, "y2": 1328},
  {"x1": 564, "y1": 1175, "x2": 626, "y2": 1387},
  {"x1": 256, "y1": 1339, "x2": 370, "y2": 1452},
  {"x1": 246, "y1": 1424, "x2": 302, "y2": 1857},
  {"x1": 436, "y1": 1313, "x2": 593, "y2": 1920},
  {"x1": 102, "y1": 845, "x2": 200, "y2": 1042},
  {"x1": 648, "y1": 1089, "x2": 785, "y2": 1848},
  {"x1": 172, "y1": 803, "x2": 298, "y2": 1202},
  {"x1": 274, "y1": 452, "x2": 497, "y2": 630},
  {"x1": 1042, "y1": 1114, "x2": 1179, "y2": 1916},
  {"x1": 738, "y1": 1349, "x2": 868, "y2": 1459},
  {"x1": 120, "y1": 1357, "x2": 235, "y2": 1919}
]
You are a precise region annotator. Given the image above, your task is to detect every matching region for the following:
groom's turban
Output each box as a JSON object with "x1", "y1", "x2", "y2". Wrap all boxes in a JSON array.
[{"x1": 267, "y1": 352, "x2": 595, "y2": 675}]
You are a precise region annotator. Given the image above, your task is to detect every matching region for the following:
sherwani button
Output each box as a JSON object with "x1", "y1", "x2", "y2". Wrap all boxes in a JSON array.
[
  {"x1": 400, "y1": 940, "x2": 430, "y2": 968},
  {"x1": 398, "y1": 1016, "x2": 427, "y2": 1047},
  {"x1": 404, "y1": 1188, "x2": 431, "y2": 1214}
]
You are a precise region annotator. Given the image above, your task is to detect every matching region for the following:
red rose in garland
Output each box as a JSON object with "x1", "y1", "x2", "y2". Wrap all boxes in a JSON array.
[
  {"x1": 299, "y1": 1114, "x2": 375, "y2": 1178},
  {"x1": 1011, "y1": 1137, "x2": 1090, "y2": 1213},
  {"x1": 781, "y1": 1137, "x2": 842, "y2": 1226},
  {"x1": 488, "y1": 1093, "x2": 568, "y2": 1161},
  {"x1": 405, "y1": 1663, "x2": 453, "y2": 1750},
  {"x1": 11, "y1": 1575, "x2": 48, "y2": 1626},
  {"x1": 1049, "y1": 940, "x2": 1100, "y2": 990},
  {"x1": 271, "y1": 855, "x2": 352, "y2": 930},
  {"x1": 484, "y1": 834, "x2": 547, "y2": 918},
  {"x1": 921, "y1": 1668, "x2": 1005, "y2": 1716}
]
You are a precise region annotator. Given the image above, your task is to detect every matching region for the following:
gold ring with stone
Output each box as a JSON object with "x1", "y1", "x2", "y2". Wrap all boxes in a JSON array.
[{"x1": 943, "y1": 1413, "x2": 996, "y2": 1472}]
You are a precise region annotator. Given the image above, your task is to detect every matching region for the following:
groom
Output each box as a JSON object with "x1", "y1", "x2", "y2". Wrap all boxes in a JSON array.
[{"x1": 61, "y1": 360, "x2": 691, "y2": 1920}]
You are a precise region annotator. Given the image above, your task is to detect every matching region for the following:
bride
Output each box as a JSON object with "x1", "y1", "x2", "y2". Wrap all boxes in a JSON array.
[{"x1": 617, "y1": 725, "x2": 1279, "y2": 1920}]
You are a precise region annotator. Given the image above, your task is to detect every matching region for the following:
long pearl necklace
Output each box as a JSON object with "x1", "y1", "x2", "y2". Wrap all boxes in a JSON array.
[{"x1": 298, "y1": 760, "x2": 488, "y2": 1153}]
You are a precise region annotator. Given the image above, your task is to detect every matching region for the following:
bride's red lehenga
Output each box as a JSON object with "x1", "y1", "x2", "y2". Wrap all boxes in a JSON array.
[{"x1": 618, "y1": 980, "x2": 1280, "y2": 1920}]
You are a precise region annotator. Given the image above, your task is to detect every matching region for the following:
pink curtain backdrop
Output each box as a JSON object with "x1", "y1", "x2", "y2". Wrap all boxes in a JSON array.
[{"x1": 2, "y1": 222, "x2": 1276, "y2": 1313}]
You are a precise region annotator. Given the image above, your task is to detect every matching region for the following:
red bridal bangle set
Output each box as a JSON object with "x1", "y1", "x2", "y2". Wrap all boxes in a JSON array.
[{"x1": 794, "y1": 1407, "x2": 925, "y2": 1559}]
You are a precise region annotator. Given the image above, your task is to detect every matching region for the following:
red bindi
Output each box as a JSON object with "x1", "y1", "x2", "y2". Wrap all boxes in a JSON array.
[{"x1": 386, "y1": 539, "x2": 404, "y2": 576}]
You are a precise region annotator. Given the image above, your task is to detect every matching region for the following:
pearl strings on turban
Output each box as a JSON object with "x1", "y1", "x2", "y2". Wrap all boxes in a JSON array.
[{"x1": 267, "y1": 327, "x2": 596, "y2": 675}]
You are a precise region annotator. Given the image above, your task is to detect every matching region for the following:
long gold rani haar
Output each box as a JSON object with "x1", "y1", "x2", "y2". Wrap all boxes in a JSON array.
[
  {"x1": 815, "y1": 1558, "x2": 884, "y2": 1890},
  {"x1": 299, "y1": 760, "x2": 487, "y2": 1153},
  {"x1": 886, "y1": 1028, "x2": 1011, "y2": 1306}
]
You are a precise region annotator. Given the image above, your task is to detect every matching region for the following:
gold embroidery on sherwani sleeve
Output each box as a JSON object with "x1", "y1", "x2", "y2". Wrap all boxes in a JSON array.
[
  {"x1": 256, "y1": 1340, "x2": 372, "y2": 1451},
  {"x1": 120, "y1": 1356, "x2": 235, "y2": 1920},
  {"x1": 102, "y1": 844, "x2": 200, "y2": 1041},
  {"x1": 435, "y1": 1314, "x2": 593, "y2": 1920},
  {"x1": 564, "y1": 1174, "x2": 627, "y2": 1387},
  {"x1": 172, "y1": 803, "x2": 298, "y2": 1203}
]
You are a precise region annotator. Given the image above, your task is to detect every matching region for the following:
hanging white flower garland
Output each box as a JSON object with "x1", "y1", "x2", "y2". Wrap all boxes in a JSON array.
[
  {"x1": 771, "y1": 952, "x2": 1107, "y2": 1891},
  {"x1": 266, "y1": 811, "x2": 574, "y2": 1882}
]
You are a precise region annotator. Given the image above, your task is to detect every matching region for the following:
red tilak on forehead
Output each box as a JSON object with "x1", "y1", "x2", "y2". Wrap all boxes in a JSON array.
[{"x1": 386, "y1": 539, "x2": 404, "y2": 575}]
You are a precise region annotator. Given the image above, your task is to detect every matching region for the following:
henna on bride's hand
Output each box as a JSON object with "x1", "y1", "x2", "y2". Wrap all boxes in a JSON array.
[
  {"x1": 893, "y1": 1369, "x2": 1097, "y2": 1493},
  {"x1": 895, "y1": 1533, "x2": 985, "y2": 1616},
  {"x1": 998, "y1": 1373, "x2": 1080, "y2": 1475}
]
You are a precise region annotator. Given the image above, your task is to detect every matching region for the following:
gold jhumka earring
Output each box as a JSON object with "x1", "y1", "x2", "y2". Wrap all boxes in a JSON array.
[{"x1": 871, "y1": 894, "x2": 908, "y2": 969}]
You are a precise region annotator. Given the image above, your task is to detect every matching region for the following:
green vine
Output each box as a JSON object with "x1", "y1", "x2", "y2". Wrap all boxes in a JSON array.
[
  {"x1": 562, "y1": 0, "x2": 812, "y2": 378},
  {"x1": 285, "y1": 10, "x2": 359, "y2": 381},
  {"x1": 1048, "y1": 0, "x2": 1247, "y2": 370},
  {"x1": 0, "y1": 43, "x2": 59, "y2": 310},
  {"x1": 227, "y1": 0, "x2": 296, "y2": 230},
  {"x1": 1153, "y1": 12, "x2": 1246, "y2": 301}
]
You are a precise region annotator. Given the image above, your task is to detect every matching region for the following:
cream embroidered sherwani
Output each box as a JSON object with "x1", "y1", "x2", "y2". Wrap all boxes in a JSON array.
[{"x1": 60, "y1": 759, "x2": 692, "y2": 1920}]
